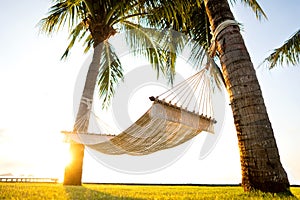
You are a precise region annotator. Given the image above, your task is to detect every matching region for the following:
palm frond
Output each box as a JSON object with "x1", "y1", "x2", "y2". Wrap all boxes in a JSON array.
[
  {"x1": 142, "y1": 0, "x2": 211, "y2": 69},
  {"x1": 187, "y1": 2, "x2": 211, "y2": 49},
  {"x1": 229, "y1": 0, "x2": 267, "y2": 20},
  {"x1": 38, "y1": 0, "x2": 85, "y2": 35},
  {"x1": 264, "y1": 30, "x2": 300, "y2": 69},
  {"x1": 188, "y1": 41, "x2": 208, "y2": 69},
  {"x1": 83, "y1": 34, "x2": 94, "y2": 54},
  {"x1": 122, "y1": 21, "x2": 166, "y2": 79},
  {"x1": 123, "y1": 21, "x2": 188, "y2": 84},
  {"x1": 144, "y1": 0, "x2": 192, "y2": 32},
  {"x1": 61, "y1": 21, "x2": 90, "y2": 59},
  {"x1": 106, "y1": 0, "x2": 145, "y2": 26},
  {"x1": 182, "y1": 1, "x2": 211, "y2": 69},
  {"x1": 97, "y1": 41, "x2": 124, "y2": 109},
  {"x1": 207, "y1": 58, "x2": 225, "y2": 91},
  {"x1": 159, "y1": 29, "x2": 188, "y2": 83}
]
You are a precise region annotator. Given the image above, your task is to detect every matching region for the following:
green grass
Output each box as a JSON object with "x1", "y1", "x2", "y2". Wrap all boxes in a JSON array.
[{"x1": 0, "y1": 183, "x2": 299, "y2": 200}]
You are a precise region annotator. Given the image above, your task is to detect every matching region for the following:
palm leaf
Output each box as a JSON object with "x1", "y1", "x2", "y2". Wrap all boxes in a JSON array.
[
  {"x1": 207, "y1": 57, "x2": 225, "y2": 91},
  {"x1": 144, "y1": 0, "x2": 192, "y2": 32},
  {"x1": 123, "y1": 21, "x2": 189, "y2": 84},
  {"x1": 106, "y1": 0, "x2": 147, "y2": 26},
  {"x1": 122, "y1": 21, "x2": 167, "y2": 80},
  {"x1": 38, "y1": 0, "x2": 85, "y2": 35},
  {"x1": 188, "y1": 41, "x2": 208, "y2": 69},
  {"x1": 229, "y1": 0, "x2": 267, "y2": 20},
  {"x1": 97, "y1": 41, "x2": 124, "y2": 109},
  {"x1": 83, "y1": 34, "x2": 94, "y2": 54},
  {"x1": 264, "y1": 29, "x2": 300, "y2": 69},
  {"x1": 159, "y1": 29, "x2": 188, "y2": 83},
  {"x1": 61, "y1": 21, "x2": 90, "y2": 59}
]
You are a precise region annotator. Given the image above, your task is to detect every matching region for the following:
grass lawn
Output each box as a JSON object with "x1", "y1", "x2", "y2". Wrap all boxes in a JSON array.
[{"x1": 0, "y1": 183, "x2": 299, "y2": 199}]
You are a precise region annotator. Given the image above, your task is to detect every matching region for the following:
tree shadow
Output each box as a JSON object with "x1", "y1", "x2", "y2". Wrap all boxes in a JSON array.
[
  {"x1": 236, "y1": 190, "x2": 299, "y2": 200},
  {"x1": 64, "y1": 185, "x2": 144, "y2": 200}
]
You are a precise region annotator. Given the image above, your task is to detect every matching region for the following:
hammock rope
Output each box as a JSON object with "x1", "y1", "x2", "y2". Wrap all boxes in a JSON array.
[
  {"x1": 209, "y1": 19, "x2": 239, "y2": 57},
  {"x1": 156, "y1": 69, "x2": 213, "y2": 117},
  {"x1": 63, "y1": 67, "x2": 217, "y2": 155}
]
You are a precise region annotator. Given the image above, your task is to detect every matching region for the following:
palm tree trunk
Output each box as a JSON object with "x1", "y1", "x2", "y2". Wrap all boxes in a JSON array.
[
  {"x1": 63, "y1": 43, "x2": 103, "y2": 185},
  {"x1": 203, "y1": 0, "x2": 290, "y2": 193}
]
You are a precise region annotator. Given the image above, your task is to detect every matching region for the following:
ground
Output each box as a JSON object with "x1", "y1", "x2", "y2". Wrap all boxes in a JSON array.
[{"x1": 0, "y1": 183, "x2": 299, "y2": 199}]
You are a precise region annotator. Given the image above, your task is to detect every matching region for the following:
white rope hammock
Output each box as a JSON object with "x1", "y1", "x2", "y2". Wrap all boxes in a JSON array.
[{"x1": 63, "y1": 68, "x2": 217, "y2": 155}]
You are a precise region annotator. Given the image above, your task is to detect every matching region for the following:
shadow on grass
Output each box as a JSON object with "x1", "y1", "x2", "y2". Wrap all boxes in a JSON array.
[
  {"x1": 237, "y1": 190, "x2": 299, "y2": 200},
  {"x1": 276, "y1": 191, "x2": 298, "y2": 199},
  {"x1": 64, "y1": 185, "x2": 144, "y2": 200}
]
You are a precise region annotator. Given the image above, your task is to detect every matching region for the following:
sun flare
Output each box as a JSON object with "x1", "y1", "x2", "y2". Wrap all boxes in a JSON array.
[{"x1": 1, "y1": 127, "x2": 71, "y2": 182}]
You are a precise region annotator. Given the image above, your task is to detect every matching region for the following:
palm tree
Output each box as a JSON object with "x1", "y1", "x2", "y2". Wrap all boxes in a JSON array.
[
  {"x1": 146, "y1": 0, "x2": 292, "y2": 193},
  {"x1": 264, "y1": 29, "x2": 300, "y2": 69},
  {"x1": 201, "y1": 0, "x2": 290, "y2": 193},
  {"x1": 40, "y1": 0, "x2": 292, "y2": 192},
  {"x1": 39, "y1": 0, "x2": 181, "y2": 185}
]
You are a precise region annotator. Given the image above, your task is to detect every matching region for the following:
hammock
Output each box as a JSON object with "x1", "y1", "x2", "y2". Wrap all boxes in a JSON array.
[{"x1": 63, "y1": 68, "x2": 216, "y2": 156}]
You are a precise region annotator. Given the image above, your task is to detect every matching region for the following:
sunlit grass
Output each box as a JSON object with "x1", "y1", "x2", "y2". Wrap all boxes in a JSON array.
[{"x1": 0, "y1": 183, "x2": 299, "y2": 200}]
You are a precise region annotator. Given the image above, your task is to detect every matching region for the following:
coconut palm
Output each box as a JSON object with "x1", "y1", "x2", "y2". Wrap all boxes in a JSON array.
[
  {"x1": 40, "y1": 0, "x2": 292, "y2": 193},
  {"x1": 198, "y1": 0, "x2": 290, "y2": 193},
  {"x1": 145, "y1": 0, "x2": 291, "y2": 193},
  {"x1": 264, "y1": 29, "x2": 300, "y2": 69},
  {"x1": 39, "y1": 0, "x2": 185, "y2": 185}
]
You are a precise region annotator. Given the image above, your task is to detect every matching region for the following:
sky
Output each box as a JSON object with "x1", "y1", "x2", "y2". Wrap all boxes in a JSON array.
[{"x1": 0, "y1": 1, "x2": 299, "y2": 184}]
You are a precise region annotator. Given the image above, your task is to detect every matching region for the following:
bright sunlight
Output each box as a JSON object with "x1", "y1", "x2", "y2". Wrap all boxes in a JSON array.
[{"x1": 1, "y1": 127, "x2": 71, "y2": 182}]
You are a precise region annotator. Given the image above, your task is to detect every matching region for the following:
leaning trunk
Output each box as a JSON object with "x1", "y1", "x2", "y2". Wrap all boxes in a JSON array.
[
  {"x1": 63, "y1": 42, "x2": 103, "y2": 185},
  {"x1": 203, "y1": 0, "x2": 290, "y2": 193}
]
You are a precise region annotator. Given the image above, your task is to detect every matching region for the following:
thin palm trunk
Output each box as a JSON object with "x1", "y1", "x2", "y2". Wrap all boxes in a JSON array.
[
  {"x1": 203, "y1": 0, "x2": 290, "y2": 193},
  {"x1": 63, "y1": 43, "x2": 103, "y2": 185}
]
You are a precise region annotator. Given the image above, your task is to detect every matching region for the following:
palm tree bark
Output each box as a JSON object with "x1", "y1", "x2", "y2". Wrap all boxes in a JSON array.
[
  {"x1": 63, "y1": 22, "x2": 113, "y2": 185},
  {"x1": 203, "y1": 0, "x2": 290, "y2": 193},
  {"x1": 63, "y1": 43, "x2": 103, "y2": 185}
]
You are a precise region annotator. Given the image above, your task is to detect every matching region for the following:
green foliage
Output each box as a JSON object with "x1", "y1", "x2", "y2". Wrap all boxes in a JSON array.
[
  {"x1": 264, "y1": 30, "x2": 300, "y2": 69},
  {"x1": 38, "y1": 0, "x2": 269, "y2": 107},
  {"x1": 39, "y1": 0, "x2": 188, "y2": 108},
  {"x1": 97, "y1": 42, "x2": 123, "y2": 109},
  {"x1": 61, "y1": 21, "x2": 91, "y2": 59},
  {"x1": 123, "y1": 22, "x2": 187, "y2": 84},
  {"x1": 0, "y1": 183, "x2": 299, "y2": 200},
  {"x1": 38, "y1": 1, "x2": 86, "y2": 34},
  {"x1": 228, "y1": 0, "x2": 267, "y2": 20},
  {"x1": 38, "y1": 0, "x2": 146, "y2": 59}
]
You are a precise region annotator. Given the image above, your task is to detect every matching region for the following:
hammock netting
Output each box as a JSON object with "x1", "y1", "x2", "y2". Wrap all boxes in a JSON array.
[{"x1": 63, "y1": 68, "x2": 216, "y2": 156}]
